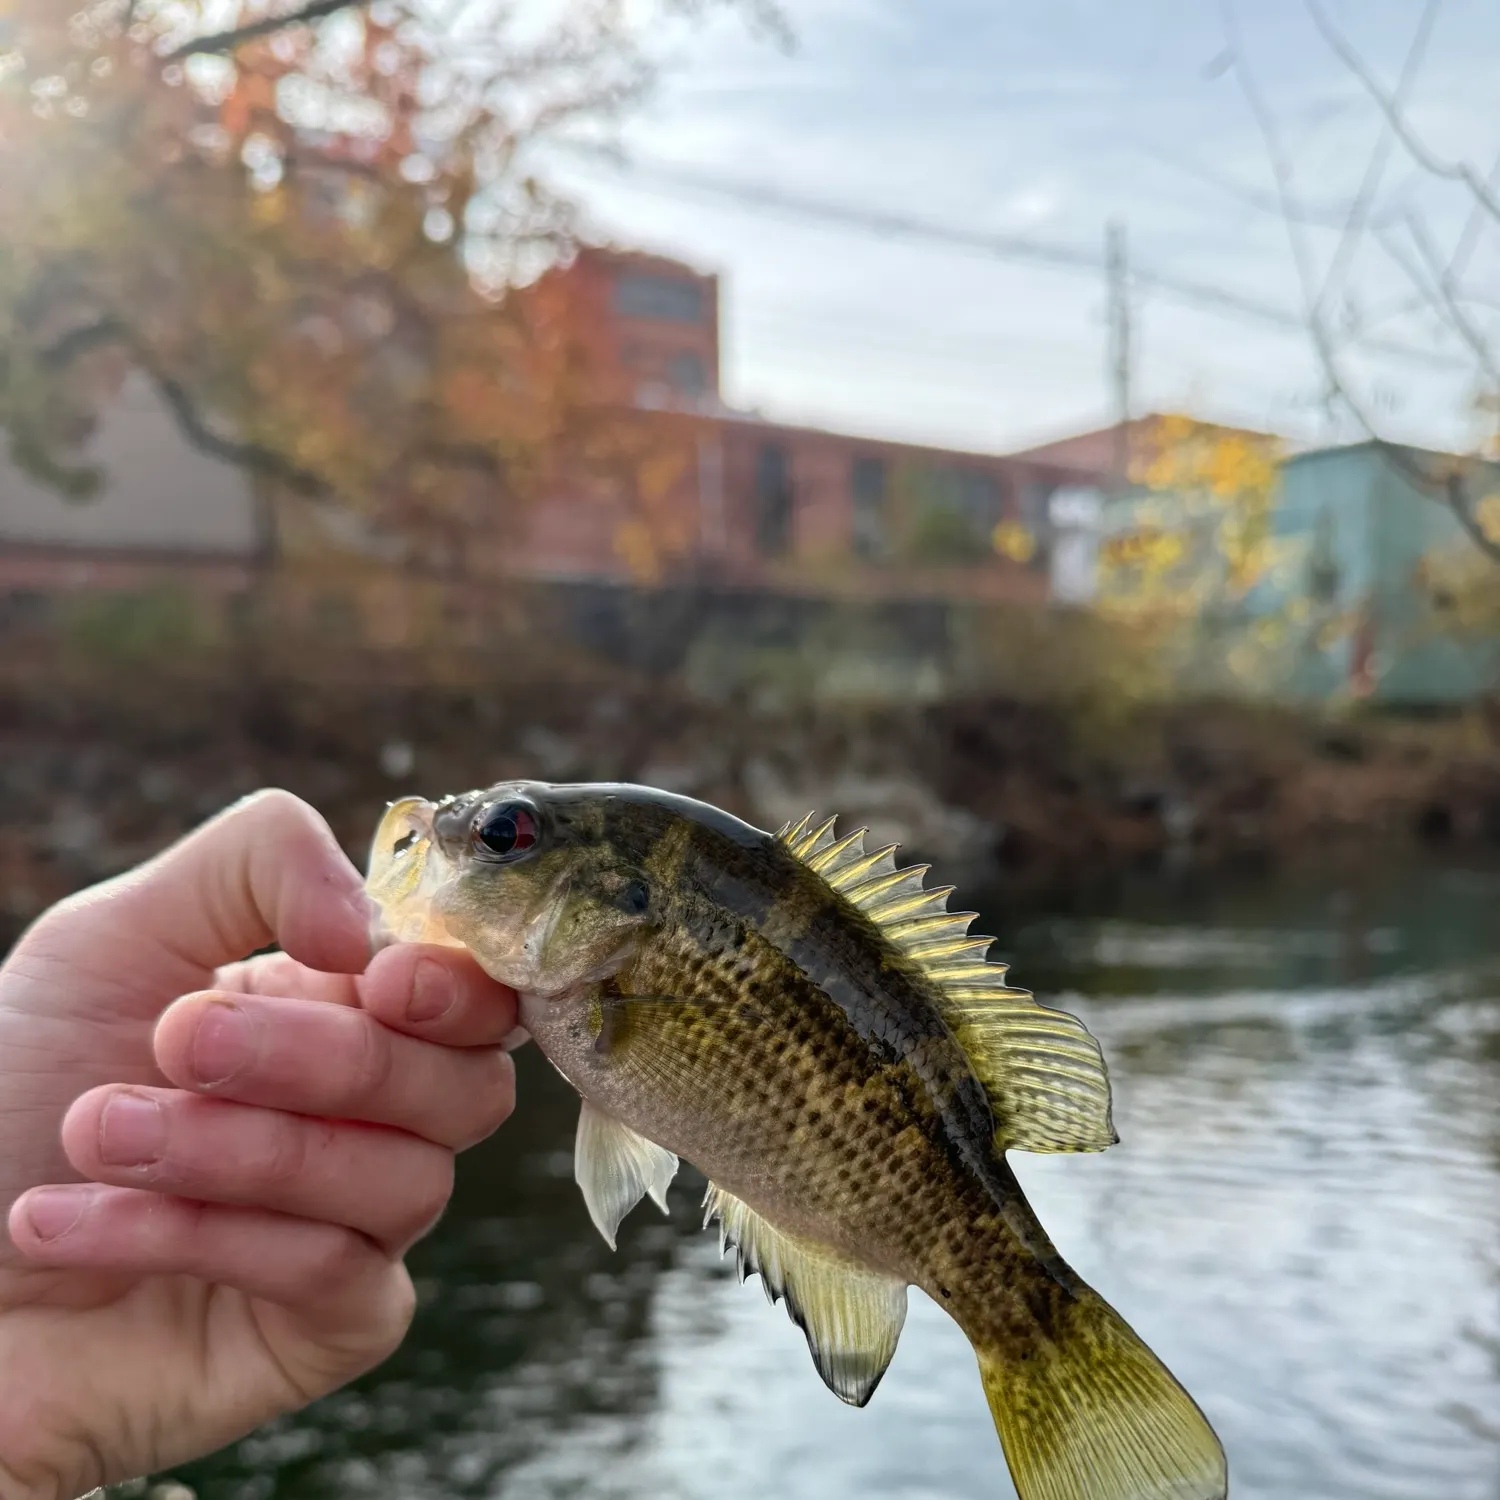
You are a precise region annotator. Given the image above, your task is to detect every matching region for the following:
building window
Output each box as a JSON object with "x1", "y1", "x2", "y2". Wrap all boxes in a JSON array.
[
  {"x1": 614, "y1": 271, "x2": 704, "y2": 324},
  {"x1": 903, "y1": 465, "x2": 1001, "y2": 564},
  {"x1": 667, "y1": 351, "x2": 707, "y2": 395},
  {"x1": 957, "y1": 470, "x2": 1003, "y2": 532},
  {"x1": 313, "y1": 590, "x2": 359, "y2": 642},
  {"x1": 1307, "y1": 509, "x2": 1340, "y2": 601},
  {"x1": 851, "y1": 454, "x2": 888, "y2": 558},
  {"x1": 0, "y1": 589, "x2": 54, "y2": 632},
  {"x1": 225, "y1": 590, "x2": 258, "y2": 637},
  {"x1": 754, "y1": 443, "x2": 793, "y2": 557}
]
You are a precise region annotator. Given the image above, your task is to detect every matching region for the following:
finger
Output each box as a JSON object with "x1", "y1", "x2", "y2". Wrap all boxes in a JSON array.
[
  {"x1": 153, "y1": 992, "x2": 515, "y2": 1150},
  {"x1": 356, "y1": 943, "x2": 521, "y2": 1047},
  {"x1": 60, "y1": 1087, "x2": 454, "y2": 1253},
  {"x1": 81, "y1": 789, "x2": 370, "y2": 979},
  {"x1": 8, "y1": 1185, "x2": 415, "y2": 1363},
  {"x1": 214, "y1": 951, "x2": 363, "y2": 1007}
]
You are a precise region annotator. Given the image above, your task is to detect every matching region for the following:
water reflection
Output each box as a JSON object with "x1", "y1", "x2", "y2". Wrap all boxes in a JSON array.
[{"x1": 169, "y1": 859, "x2": 1500, "y2": 1500}]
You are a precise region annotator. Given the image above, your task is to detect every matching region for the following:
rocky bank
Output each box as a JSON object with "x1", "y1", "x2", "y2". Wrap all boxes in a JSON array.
[{"x1": 2, "y1": 667, "x2": 1498, "y2": 941}]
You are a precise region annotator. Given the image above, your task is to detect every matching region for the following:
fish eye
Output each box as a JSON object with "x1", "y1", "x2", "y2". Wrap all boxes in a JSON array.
[{"x1": 472, "y1": 801, "x2": 541, "y2": 862}]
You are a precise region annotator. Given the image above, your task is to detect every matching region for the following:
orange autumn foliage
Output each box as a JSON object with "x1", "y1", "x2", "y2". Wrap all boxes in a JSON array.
[{"x1": 0, "y1": 0, "x2": 757, "y2": 576}]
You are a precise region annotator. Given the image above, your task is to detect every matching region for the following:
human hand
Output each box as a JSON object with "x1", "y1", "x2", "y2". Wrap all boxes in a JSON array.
[{"x1": 0, "y1": 790, "x2": 519, "y2": 1500}]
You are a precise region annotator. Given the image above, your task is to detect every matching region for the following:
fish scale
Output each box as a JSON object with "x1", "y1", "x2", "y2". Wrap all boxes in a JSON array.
[{"x1": 366, "y1": 780, "x2": 1228, "y2": 1500}]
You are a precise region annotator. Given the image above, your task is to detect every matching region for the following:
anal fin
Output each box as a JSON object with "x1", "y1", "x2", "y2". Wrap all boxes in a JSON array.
[
  {"x1": 703, "y1": 1182, "x2": 907, "y2": 1407},
  {"x1": 574, "y1": 1099, "x2": 678, "y2": 1250}
]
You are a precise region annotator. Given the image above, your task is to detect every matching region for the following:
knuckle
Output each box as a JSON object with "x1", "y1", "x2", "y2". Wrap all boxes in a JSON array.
[
  {"x1": 363, "y1": 1268, "x2": 420, "y2": 1357},
  {"x1": 386, "y1": 1151, "x2": 454, "y2": 1249},
  {"x1": 461, "y1": 1052, "x2": 517, "y2": 1147},
  {"x1": 256, "y1": 1110, "x2": 316, "y2": 1190},
  {"x1": 348, "y1": 1013, "x2": 396, "y2": 1106},
  {"x1": 305, "y1": 1225, "x2": 374, "y2": 1292},
  {"x1": 387, "y1": 1269, "x2": 419, "y2": 1331},
  {"x1": 234, "y1": 787, "x2": 311, "y2": 830}
]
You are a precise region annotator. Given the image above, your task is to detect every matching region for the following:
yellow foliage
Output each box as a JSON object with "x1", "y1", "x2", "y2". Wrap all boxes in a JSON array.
[
  {"x1": 0, "y1": 0, "x2": 748, "y2": 573},
  {"x1": 992, "y1": 520, "x2": 1037, "y2": 563},
  {"x1": 1477, "y1": 492, "x2": 1500, "y2": 545},
  {"x1": 614, "y1": 520, "x2": 663, "y2": 583},
  {"x1": 1102, "y1": 414, "x2": 1283, "y2": 626},
  {"x1": 1415, "y1": 536, "x2": 1500, "y2": 639}
]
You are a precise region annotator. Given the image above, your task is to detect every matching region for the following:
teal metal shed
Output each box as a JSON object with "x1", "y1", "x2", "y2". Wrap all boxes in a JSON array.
[{"x1": 1259, "y1": 442, "x2": 1500, "y2": 705}]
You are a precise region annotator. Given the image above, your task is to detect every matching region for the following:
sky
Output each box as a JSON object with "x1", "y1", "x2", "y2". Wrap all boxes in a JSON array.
[{"x1": 532, "y1": 0, "x2": 1500, "y2": 458}]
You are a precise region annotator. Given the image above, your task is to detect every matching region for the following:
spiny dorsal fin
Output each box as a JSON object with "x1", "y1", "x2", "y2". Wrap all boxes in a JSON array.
[
  {"x1": 703, "y1": 1181, "x2": 908, "y2": 1406},
  {"x1": 776, "y1": 813, "x2": 1116, "y2": 1155}
]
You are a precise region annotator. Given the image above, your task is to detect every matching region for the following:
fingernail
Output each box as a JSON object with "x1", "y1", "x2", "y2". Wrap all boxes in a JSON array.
[
  {"x1": 192, "y1": 1000, "x2": 256, "y2": 1087},
  {"x1": 25, "y1": 1186, "x2": 91, "y2": 1242},
  {"x1": 99, "y1": 1092, "x2": 166, "y2": 1167},
  {"x1": 409, "y1": 958, "x2": 456, "y2": 1025}
]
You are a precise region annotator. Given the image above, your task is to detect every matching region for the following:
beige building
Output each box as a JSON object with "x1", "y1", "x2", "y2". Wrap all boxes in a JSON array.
[{"x1": 0, "y1": 373, "x2": 263, "y2": 600}]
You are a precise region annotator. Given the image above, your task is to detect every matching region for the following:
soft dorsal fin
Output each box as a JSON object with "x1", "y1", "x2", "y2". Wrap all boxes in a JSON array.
[
  {"x1": 703, "y1": 1182, "x2": 908, "y2": 1406},
  {"x1": 777, "y1": 813, "x2": 1117, "y2": 1155}
]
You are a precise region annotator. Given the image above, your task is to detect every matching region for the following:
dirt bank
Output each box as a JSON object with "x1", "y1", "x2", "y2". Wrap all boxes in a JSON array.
[{"x1": 1, "y1": 669, "x2": 1497, "y2": 938}]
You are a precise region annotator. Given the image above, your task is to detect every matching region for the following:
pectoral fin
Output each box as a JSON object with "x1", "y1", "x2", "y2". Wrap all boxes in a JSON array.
[
  {"x1": 703, "y1": 1182, "x2": 907, "y2": 1407},
  {"x1": 574, "y1": 1099, "x2": 679, "y2": 1249}
]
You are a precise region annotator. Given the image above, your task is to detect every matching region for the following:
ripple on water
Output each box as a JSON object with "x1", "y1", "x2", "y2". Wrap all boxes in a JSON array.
[{"x1": 169, "y1": 875, "x2": 1500, "y2": 1500}]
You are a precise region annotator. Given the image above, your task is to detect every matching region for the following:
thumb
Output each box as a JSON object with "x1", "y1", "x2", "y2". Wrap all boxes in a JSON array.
[{"x1": 73, "y1": 789, "x2": 372, "y2": 979}]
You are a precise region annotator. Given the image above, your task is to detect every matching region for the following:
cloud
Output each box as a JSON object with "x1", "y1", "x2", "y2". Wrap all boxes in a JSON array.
[{"x1": 542, "y1": 0, "x2": 1500, "y2": 455}]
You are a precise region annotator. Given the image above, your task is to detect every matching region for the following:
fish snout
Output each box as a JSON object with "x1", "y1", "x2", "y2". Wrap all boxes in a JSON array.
[{"x1": 433, "y1": 791, "x2": 483, "y2": 854}]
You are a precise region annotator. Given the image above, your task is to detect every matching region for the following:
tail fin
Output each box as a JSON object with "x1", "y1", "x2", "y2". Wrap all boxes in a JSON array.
[{"x1": 974, "y1": 1284, "x2": 1226, "y2": 1500}]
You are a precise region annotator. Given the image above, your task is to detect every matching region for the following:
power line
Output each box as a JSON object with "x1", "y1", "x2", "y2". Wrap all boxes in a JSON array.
[{"x1": 550, "y1": 144, "x2": 1471, "y2": 371}]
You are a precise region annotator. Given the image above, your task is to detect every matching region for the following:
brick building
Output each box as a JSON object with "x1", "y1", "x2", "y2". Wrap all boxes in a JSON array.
[
  {"x1": 510, "y1": 246, "x2": 1087, "y2": 603},
  {"x1": 0, "y1": 242, "x2": 1109, "y2": 647}
]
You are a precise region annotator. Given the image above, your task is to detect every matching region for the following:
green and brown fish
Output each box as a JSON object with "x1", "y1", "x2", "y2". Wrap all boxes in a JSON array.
[{"x1": 366, "y1": 781, "x2": 1227, "y2": 1500}]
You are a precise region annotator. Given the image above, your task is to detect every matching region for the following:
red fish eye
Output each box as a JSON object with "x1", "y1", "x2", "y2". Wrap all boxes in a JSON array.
[{"x1": 474, "y1": 803, "x2": 540, "y2": 860}]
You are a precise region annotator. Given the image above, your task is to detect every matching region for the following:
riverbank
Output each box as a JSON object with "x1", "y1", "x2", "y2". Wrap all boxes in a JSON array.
[{"x1": 2, "y1": 665, "x2": 1497, "y2": 938}]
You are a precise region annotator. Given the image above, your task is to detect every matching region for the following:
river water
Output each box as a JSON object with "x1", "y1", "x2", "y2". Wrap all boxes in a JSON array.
[{"x1": 168, "y1": 857, "x2": 1500, "y2": 1500}]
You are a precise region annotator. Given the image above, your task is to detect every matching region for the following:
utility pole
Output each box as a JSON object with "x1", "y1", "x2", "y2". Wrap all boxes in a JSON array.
[{"x1": 1106, "y1": 218, "x2": 1132, "y2": 495}]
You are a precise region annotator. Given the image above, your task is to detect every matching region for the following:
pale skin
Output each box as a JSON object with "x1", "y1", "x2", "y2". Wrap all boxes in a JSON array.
[{"x1": 0, "y1": 789, "x2": 522, "y2": 1500}]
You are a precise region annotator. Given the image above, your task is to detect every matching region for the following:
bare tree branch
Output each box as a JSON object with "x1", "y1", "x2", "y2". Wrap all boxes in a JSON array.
[
  {"x1": 1219, "y1": 1, "x2": 1338, "y2": 389},
  {"x1": 1313, "y1": 0, "x2": 1441, "y2": 323},
  {"x1": 163, "y1": 0, "x2": 365, "y2": 61},
  {"x1": 1437, "y1": 467, "x2": 1500, "y2": 563},
  {"x1": 1373, "y1": 442, "x2": 1500, "y2": 565},
  {"x1": 44, "y1": 317, "x2": 334, "y2": 495},
  {"x1": 1304, "y1": 0, "x2": 1500, "y2": 228},
  {"x1": 1224, "y1": 0, "x2": 1500, "y2": 568},
  {"x1": 39, "y1": 316, "x2": 129, "y2": 370},
  {"x1": 417, "y1": 439, "x2": 505, "y2": 476},
  {"x1": 144, "y1": 362, "x2": 328, "y2": 496},
  {"x1": 1447, "y1": 146, "x2": 1500, "y2": 281},
  {"x1": 1397, "y1": 210, "x2": 1500, "y2": 393},
  {"x1": 1134, "y1": 138, "x2": 1405, "y2": 232}
]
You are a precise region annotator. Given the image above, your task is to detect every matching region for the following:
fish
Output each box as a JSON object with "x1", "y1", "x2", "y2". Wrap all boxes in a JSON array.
[{"x1": 365, "y1": 780, "x2": 1227, "y2": 1500}]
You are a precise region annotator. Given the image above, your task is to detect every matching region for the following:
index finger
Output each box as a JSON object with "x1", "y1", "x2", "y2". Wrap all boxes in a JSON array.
[
  {"x1": 357, "y1": 944, "x2": 522, "y2": 1048},
  {"x1": 84, "y1": 789, "x2": 370, "y2": 980},
  {"x1": 214, "y1": 945, "x2": 521, "y2": 1050}
]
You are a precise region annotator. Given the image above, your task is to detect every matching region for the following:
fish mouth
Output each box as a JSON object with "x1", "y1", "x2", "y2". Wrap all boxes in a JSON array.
[{"x1": 365, "y1": 796, "x2": 467, "y2": 951}]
